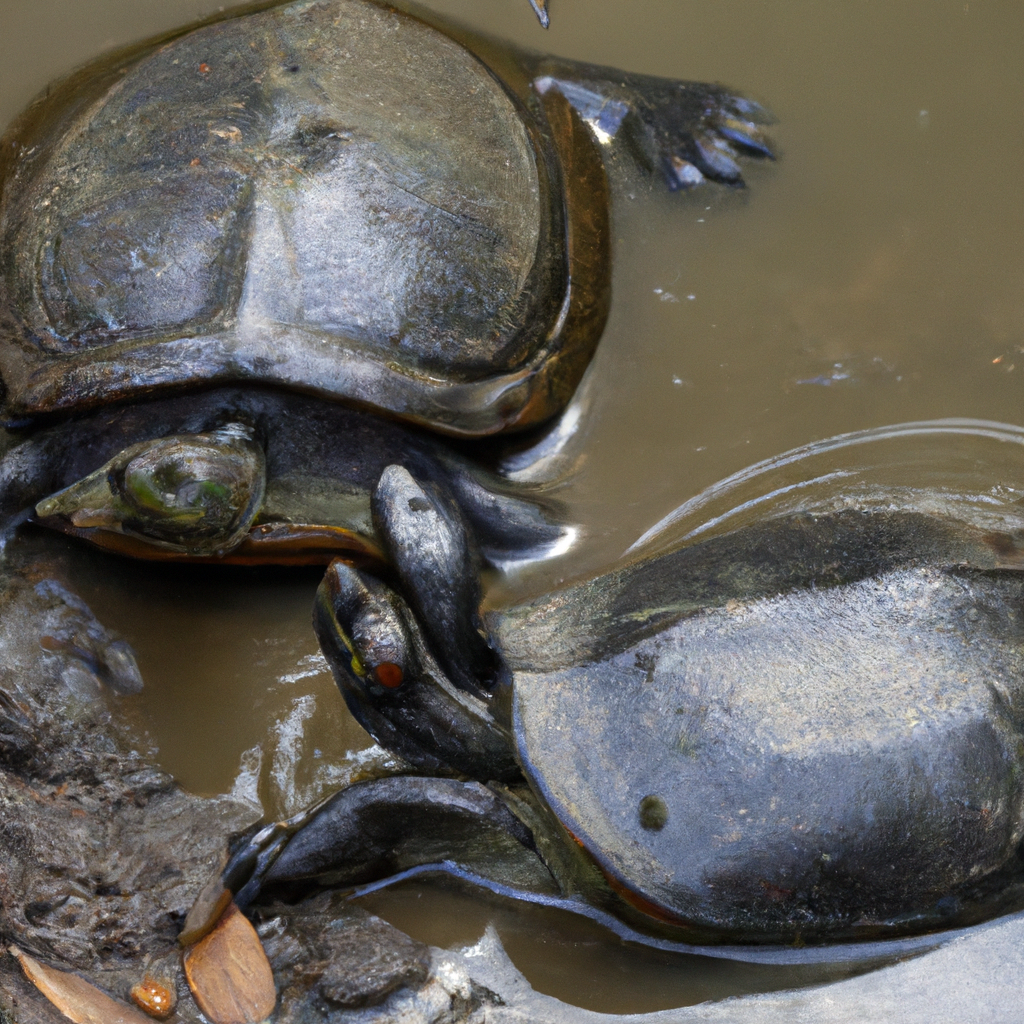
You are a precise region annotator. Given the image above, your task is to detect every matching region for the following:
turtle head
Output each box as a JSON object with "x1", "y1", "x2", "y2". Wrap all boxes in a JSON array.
[
  {"x1": 314, "y1": 558, "x2": 519, "y2": 783},
  {"x1": 34, "y1": 423, "x2": 266, "y2": 558}
]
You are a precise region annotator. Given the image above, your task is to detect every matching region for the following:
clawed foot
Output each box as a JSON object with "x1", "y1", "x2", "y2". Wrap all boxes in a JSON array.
[
  {"x1": 179, "y1": 802, "x2": 328, "y2": 945},
  {"x1": 638, "y1": 83, "x2": 775, "y2": 190},
  {"x1": 537, "y1": 63, "x2": 775, "y2": 190},
  {"x1": 527, "y1": 0, "x2": 550, "y2": 29}
]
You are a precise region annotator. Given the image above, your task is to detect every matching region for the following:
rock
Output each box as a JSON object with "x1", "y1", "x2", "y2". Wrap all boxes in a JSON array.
[{"x1": 257, "y1": 893, "x2": 430, "y2": 1012}]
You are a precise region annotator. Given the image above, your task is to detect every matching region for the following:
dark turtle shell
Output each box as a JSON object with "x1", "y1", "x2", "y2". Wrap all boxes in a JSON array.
[
  {"x1": 0, "y1": 0, "x2": 607, "y2": 435},
  {"x1": 502, "y1": 509, "x2": 1024, "y2": 942}
]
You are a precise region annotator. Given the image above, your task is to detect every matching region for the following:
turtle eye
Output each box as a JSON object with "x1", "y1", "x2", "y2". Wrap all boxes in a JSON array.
[
  {"x1": 316, "y1": 560, "x2": 415, "y2": 702},
  {"x1": 350, "y1": 608, "x2": 410, "y2": 695},
  {"x1": 372, "y1": 662, "x2": 404, "y2": 689}
]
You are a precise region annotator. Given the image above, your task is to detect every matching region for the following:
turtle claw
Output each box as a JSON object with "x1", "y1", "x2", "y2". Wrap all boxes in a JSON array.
[
  {"x1": 716, "y1": 116, "x2": 776, "y2": 159},
  {"x1": 724, "y1": 93, "x2": 776, "y2": 125},
  {"x1": 642, "y1": 86, "x2": 776, "y2": 190},
  {"x1": 663, "y1": 155, "x2": 707, "y2": 190},
  {"x1": 693, "y1": 132, "x2": 745, "y2": 184},
  {"x1": 527, "y1": 0, "x2": 550, "y2": 29}
]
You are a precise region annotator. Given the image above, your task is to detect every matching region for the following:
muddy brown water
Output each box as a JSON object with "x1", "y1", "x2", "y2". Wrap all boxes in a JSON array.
[{"x1": 2, "y1": 0, "x2": 1024, "y2": 1013}]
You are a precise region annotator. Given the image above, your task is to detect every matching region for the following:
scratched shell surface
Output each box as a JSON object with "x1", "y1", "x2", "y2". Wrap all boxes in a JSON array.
[
  {"x1": 0, "y1": 0, "x2": 548, "y2": 424},
  {"x1": 510, "y1": 561, "x2": 1024, "y2": 938}
]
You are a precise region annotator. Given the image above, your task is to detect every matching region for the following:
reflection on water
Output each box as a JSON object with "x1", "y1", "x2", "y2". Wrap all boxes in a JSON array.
[
  {"x1": 31, "y1": 542, "x2": 368, "y2": 811},
  {"x1": 628, "y1": 419, "x2": 1024, "y2": 557},
  {"x1": 3, "y1": 0, "x2": 1024, "y2": 1012}
]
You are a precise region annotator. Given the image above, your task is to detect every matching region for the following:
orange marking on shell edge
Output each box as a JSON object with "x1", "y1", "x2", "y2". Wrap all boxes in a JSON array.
[
  {"x1": 48, "y1": 522, "x2": 386, "y2": 569},
  {"x1": 374, "y1": 662, "x2": 404, "y2": 689},
  {"x1": 563, "y1": 826, "x2": 587, "y2": 850},
  {"x1": 603, "y1": 869, "x2": 694, "y2": 928},
  {"x1": 565, "y1": 825, "x2": 694, "y2": 930}
]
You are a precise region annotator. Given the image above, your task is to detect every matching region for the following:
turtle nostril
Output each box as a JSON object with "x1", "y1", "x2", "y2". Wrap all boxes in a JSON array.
[{"x1": 373, "y1": 662, "x2": 404, "y2": 689}]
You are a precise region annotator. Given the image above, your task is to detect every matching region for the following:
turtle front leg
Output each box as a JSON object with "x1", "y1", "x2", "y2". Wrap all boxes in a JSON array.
[
  {"x1": 182, "y1": 776, "x2": 557, "y2": 944},
  {"x1": 533, "y1": 58, "x2": 775, "y2": 189}
]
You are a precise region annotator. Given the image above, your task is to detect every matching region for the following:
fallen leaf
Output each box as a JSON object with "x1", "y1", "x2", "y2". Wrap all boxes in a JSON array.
[
  {"x1": 9, "y1": 946, "x2": 154, "y2": 1024},
  {"x1": 178, "y1": 869, "x2": 232, "y2": 947},
  {"x1": 183, "y1": 902, "x2": 276, "y2": 1023}
]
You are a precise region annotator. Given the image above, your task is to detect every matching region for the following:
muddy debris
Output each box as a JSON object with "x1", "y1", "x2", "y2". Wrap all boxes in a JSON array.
[
  {"x1": 0, "y1": 544, "x2": 257, "y2": 1022},
  {"x1": 0, "y1": 540, "x2": 507, "y2": 1023}
]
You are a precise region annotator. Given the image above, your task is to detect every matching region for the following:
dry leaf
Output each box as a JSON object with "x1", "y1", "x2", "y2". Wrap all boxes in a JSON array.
[
  {"x1": 9, "y1": 946, "x2": 154, "y2": 1024},
  {"x1": 183, "y1": 901, "x2": 276, "y2": 1023},
  {"x1": 178, "y1": 869, "x2": 232, "y2": 947}
]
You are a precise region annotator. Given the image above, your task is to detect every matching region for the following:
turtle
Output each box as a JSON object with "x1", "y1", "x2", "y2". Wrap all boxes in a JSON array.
[
  {"x1": 0, "y1": 386, "x2": 568, "y2": 573},
  {"x1": 185, "y1": 464, "x2": 1024, "y2": 948},
  {"x1": 0, "y1": 0, "x2": 773, "y2": 438}
]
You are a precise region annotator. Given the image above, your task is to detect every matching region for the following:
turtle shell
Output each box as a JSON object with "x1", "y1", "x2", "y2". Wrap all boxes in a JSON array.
[
  {"x1": 504, "y1": 510, "x2": 1024, "y2": 941},
  {"x1": 0, "y1": 0, "x2": 604, "y2": 435}
]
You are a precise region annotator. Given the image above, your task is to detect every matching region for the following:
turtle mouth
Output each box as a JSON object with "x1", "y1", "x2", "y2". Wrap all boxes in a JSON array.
[{"x1": 31, "y1": 516, "x2": 388, "y2": 569}]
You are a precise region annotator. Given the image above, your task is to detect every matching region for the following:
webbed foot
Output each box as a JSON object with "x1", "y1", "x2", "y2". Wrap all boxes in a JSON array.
[{"x1": 536, "y1": 62, "x2": 774, "y2": 190}]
